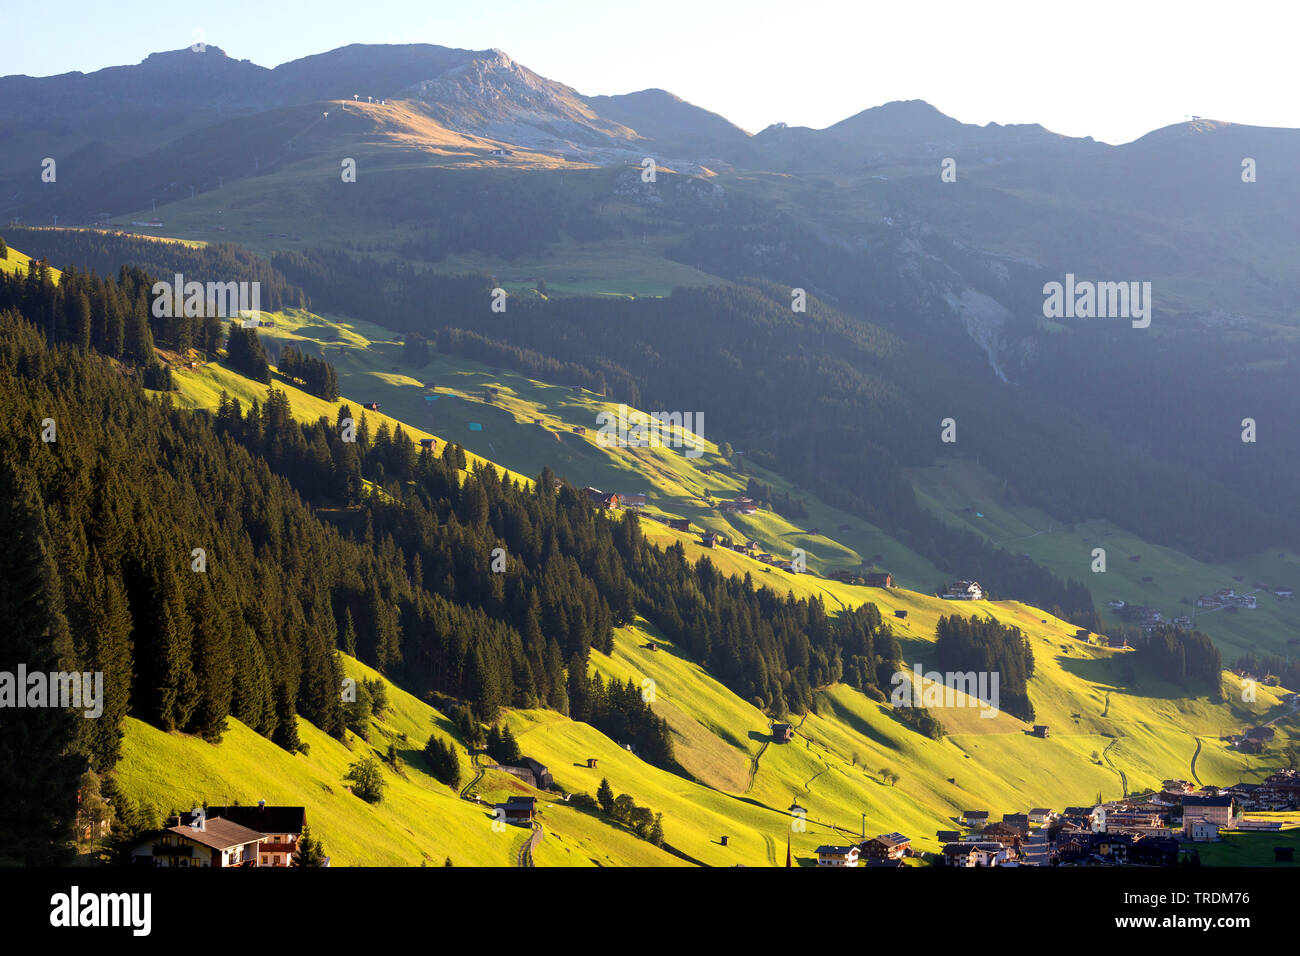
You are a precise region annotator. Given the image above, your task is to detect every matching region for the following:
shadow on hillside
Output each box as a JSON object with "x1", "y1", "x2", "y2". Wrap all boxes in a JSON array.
[
  {"x1": 895, "y1": 636, "x2": 934, "y2": 664},
  {"x1": 811, "y1": 690, "x2": 901, "y2": 750},
  {"x1": 1056, "y1": 654, "x2": 1196, "y2": 702}
]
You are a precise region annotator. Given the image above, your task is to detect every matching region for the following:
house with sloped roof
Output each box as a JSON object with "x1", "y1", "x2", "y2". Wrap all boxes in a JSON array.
[
  {"x1": 581, "y1": 487, "x2": 620, "y2": 509},
  {"x1": 942, "y1": 580, "x2": 984, "y2": 600},
  {"x1": 497, "y1": 797, "x2": 536, "y2": 827},
  {"x1": 982, "y1": 822, "x2": 1026, "y2": 844},
  {"x1": 941, "y1": 842, "x2": 1006, "y2": 867},
  {"x1": 860, "y1": 832, "x2": 911, "y2": 860},
  {"x1": 130, "y1": 817, "x2": 266, "y2": 868},
  {"x1": 1181, "y1": 794, "x2": 1239, "y2": 830},
  {"x1": 178, "y1": 804, "x2": 307, "y2": 866},
  {"x1": 814, "y1": 845, "x2": 860, "y2": 867}
]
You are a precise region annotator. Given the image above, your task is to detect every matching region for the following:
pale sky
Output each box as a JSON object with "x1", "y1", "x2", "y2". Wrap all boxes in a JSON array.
[{"x1": 2, "y1": 0, "x2": 1296, "y2": 144}]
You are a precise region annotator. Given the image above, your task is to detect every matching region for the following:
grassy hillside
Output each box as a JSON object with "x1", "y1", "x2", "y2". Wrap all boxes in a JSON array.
[
  {"x1": 116, "y1": 305, "x2": 1298, "y2": 865},
  {"x1": 116, "y1": 604, "x2": 1296, "y2": 866},
  {"x1": 115, "y1": 654, "x2": 683, "y2": 867},
  {"x1": 167, "y1": 305, "x2": 949, "y2": 588},
  {"x1": 107, "y1": 113, "x2": 721, "y2": 298},
  {"x1": 0, "y1": 243, "x2": 62, "y2": 282},
  {"x1": 909, "y1": 458, "x2": 1300, "y2": 659},
  {"x1": 579, "y1": 606, "x2": 1295, "y2": 861}
]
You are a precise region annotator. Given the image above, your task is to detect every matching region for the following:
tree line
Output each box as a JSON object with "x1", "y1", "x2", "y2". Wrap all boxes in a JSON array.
[
  {"x1": 0, "y1": 298, "x2": 919, "y2": 858},
  {"x1": 933, "y1": 613, "x2": 1037, "y2": 722}
]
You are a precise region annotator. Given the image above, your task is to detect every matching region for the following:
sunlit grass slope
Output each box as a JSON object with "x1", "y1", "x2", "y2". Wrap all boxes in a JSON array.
[
  {"x1": 118, "y1": 306, "x2": 1298, "y2": 865},
  {"x1": 909, "y1": 458, "x2": 1300, "y2": 658}
]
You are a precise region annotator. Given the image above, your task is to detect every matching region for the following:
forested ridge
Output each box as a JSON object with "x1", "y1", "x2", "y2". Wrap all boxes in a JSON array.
[
  {"x1": 2, "y1": 235, "x2": 1102, "y2": 627},
  {"x1": 934, "y1": 614, "x2": 1037, "y2": 722},
  {"x1": 0, "y1": 229, "x2": 308, "y2": 312},
  {"x1": 0, "y1": 289, "x2": 910, "y2": 858}
]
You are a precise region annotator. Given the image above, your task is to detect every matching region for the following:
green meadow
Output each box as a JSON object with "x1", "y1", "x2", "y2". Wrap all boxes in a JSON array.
[
  {"x1": 909, "y1": 458, "x2": 1300, "y2": 659},
  {"x1": 109, "y1": 301, "x2": 1299, "y2": 865}
]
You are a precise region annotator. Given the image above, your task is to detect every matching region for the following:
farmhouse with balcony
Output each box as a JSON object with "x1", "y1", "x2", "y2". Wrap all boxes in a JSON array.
[
  {"x1": 129, "y1": 804, "x2": 313, "y2": 869},
  {"x1": 860, "y1": 832, "x2": 911, "y2": 861},
  {"x1": 942, "y1": 581, "x2": 984, "y2": 600},
  {"x1": 814, "y1": 845, "x2": 860, "y2": 867},
  {"x1": 941, "y1": 842, "x2": 1007, "y2": 867},
  {"x1": 581, "y1": 487, "x2": 620, "y2": 509},
  {"x1": 171, "y1": 804, "x2": 307, "y2": 867},
  {"x1": 130, "y1": 818, "x2": 265, "y2": 868}
]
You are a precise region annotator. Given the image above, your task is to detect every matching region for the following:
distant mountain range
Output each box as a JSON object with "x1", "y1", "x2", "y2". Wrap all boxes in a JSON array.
[
  {"x1": 7, "y1": 42, "x2": 1295, "y2": 178},
  {"x1": 4, "y1": 41, "x2": 1299, "y2": 584}
]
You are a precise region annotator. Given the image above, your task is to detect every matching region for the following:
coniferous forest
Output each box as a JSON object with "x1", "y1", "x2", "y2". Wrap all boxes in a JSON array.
[
  {"x1": 0, "y1": 261, "x2": 910, "y2": 858},
  {"x1": 5, "y1": 12, "x2": 1300, "y2": 893},
  {"x1": 934, "y1": 614, "x2": 1037, "y2": 722}
]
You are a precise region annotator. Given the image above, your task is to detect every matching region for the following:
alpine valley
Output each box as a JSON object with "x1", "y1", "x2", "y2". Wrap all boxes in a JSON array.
[{"x1": 2, "y1": 41, "x2": 1298, "y2": 869}]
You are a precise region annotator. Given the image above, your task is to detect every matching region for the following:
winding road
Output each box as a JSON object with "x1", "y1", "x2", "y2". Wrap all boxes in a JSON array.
[
  {"x1": 460, "y1": 752, "x2": 486, "y2": 801},
  {"x1": 1101, "y1": 738, "x2": 1128, "y2": 797},
  {"x1": 745, "y1": 738, "x2": 770, "y2": 794},
  {"x1": 517, "y1": 821, "x2": 543, "y2": 868}
]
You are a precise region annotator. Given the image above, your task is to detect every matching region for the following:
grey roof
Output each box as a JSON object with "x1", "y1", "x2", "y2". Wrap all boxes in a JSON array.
[{"x1": 1183, "y1": 795, "x2": 1234, "y2": 807}]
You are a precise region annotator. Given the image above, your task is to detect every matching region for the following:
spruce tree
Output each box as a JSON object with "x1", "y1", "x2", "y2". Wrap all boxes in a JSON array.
[
  {"x1": 649, "y1": 813, "x2": 665, "y2": 847},
  {"x1": 596, "y1": 777, "x2": 615, "y2": 816},
  {"x1": 0, "y1": 465, "x2": 81, "y2": 863},
  {"x1": 341, "y1": 608, "x2": 358, "y2": 656},
  {"x1": 292, "y1": 823, "x2": 328, "y2": 866},
  {"x1": 188, "y1": 578, "x2": 233, "y2": 741},
  {"x1": 498, "y1": 724, "x2": 522, "y2": 764},
  {"x1": 80, "y1": 561, "x2": 133, "y2": 770}
]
